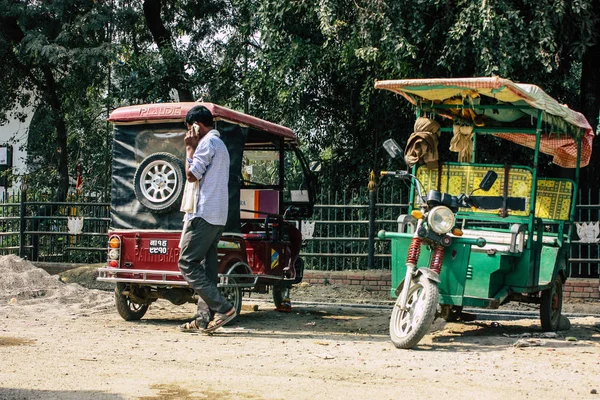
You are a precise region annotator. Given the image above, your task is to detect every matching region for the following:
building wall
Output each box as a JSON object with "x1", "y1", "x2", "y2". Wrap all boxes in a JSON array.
[{"x1": 0, "y1": 105, "x2": 33, "y2": 197}]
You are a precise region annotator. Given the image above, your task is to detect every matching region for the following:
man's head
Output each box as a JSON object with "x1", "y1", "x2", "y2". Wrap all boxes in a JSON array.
[{"x1": 185, "y1": 105, "x2": 214, "y2": 130}]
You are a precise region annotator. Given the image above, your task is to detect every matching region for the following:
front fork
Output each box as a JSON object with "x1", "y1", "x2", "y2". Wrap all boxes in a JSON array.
[{"x1": 397, "y1": 220, "x2": 444, "y2": 311}]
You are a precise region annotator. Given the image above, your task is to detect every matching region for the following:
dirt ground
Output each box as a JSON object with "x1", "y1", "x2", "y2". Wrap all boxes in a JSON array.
[{"x1": 1, "y1": 255, "x2": 600, "y2": 400}]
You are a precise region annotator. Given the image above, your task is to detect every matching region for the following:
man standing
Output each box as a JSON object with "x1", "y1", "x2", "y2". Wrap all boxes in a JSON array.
[{"x1": 178, "y1": 105, "x2": 236, "y2": 333}]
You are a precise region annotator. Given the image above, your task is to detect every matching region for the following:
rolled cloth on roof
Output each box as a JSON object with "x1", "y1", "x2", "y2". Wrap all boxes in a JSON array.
[{"x1": 404, "y1": 117, "x2": 441, "y2": 169}]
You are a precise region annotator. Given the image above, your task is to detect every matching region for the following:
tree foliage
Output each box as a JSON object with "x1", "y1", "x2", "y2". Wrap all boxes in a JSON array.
[
  {"x1": 0, "y1": 0, "x2": 598, "y2": 197},
  {"x1": 251, "y1": 0, "x2": 599, "y2": 189},
  {"x1": 0, "y1": 0, "x2": 114, "y2": 200}
]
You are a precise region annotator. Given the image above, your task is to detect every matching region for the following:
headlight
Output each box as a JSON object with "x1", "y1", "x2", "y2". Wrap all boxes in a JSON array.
[{"x1": 427, "y1": 206, "x2": 455, "y2": 234}]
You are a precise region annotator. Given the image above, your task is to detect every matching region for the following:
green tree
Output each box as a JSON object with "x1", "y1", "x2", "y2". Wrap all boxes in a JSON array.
[
  {"x1": 111, "y1": 0, "x2": 227, "y2": 104},
  {"x1": 2, "y1": 0, "x2": 599, "y2": 199},
  {"x1": 0, "y1": 0, "x2": 115, "y2": 200},
  {"x1": 251, "y1": 0, "x2": 599, "y2": 191},
  {"x1": 0, "y1": 0, "x2": 231, "y2": 197},
  {"x1": 248, "y1": 0, "x2": 414, "y2": 191},
  {"x1": 578, "y1": 0, "x2": 600, "y2": 191}
]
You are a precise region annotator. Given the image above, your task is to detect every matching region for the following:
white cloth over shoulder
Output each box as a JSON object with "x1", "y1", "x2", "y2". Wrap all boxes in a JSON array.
[
  {"x1": 179, "y1": 181, "x2": 198, "y2": 248},
  {"x1": 180, "y1": 180, "x2": 199, "y2": 214}
]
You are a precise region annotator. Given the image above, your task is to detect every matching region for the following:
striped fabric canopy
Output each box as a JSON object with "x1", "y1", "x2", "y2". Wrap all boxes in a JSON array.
[{"x1": 375, "y1": 77, "x2": 595, "y2": 168}]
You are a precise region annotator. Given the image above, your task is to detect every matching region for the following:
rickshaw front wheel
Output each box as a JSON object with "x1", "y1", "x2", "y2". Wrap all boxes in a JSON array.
[
  {"x1": 540, "y1": 276, "x2": 563, "y2": 332},
  {"x1": 272, "y1": 284, "x2": 291, "y2": 309},
  {"x1": 115, "y1": 283, "x2": 149, "y2": 321},
  {"x1": 389, "y1": 274, "x2": 439, "y2": 349}
]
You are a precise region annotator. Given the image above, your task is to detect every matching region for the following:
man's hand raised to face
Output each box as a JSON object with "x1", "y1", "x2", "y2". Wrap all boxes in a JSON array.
[{"x1": 184, "y1": 125, "x2": 200, "y2": 149}]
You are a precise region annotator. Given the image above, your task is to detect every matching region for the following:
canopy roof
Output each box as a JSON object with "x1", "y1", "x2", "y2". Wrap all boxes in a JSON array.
[
  {"x1": 108, "y1": 102, "x2": 298, "y2": 143},
  {"x1": 375, "y1": 77, "x2": 595, "y2": 168}
]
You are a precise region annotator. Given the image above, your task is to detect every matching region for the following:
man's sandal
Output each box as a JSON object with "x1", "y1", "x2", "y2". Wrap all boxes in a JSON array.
[
  {"x1": 179, "y1": 319, "x2": 205, "y2": 333},
  {"x1": 275, "y1": 298, "x2": 292, "y2": 313},
  {"x1": 202, "y1": 307, "x2": 237, "y2": 334}
]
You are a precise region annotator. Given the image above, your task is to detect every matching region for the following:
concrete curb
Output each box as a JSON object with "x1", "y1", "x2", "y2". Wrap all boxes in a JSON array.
[{"x1": 247, "y1": 298, "x2": 600, "y2": 320}]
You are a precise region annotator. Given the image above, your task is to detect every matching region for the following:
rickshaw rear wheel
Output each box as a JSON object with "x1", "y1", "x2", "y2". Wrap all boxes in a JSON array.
[
  {"x1": 439, "y1": 305, "x2": 463, "y2": 322},
  {"x1": 389, "y1": 274, "x2": 439, "y2": 349},
  {"x1": 540, "y1": 276, "x2": 563, "y2": 331},
  {"x1": 115, "y1": 283, "x2": 149, "y2": 321},
  {"x1": 272, "y1": 283, "x2": 291, "y2": 308},
  {"x1": 220, "y1": 278, "x2": 242, "y2": 318}
]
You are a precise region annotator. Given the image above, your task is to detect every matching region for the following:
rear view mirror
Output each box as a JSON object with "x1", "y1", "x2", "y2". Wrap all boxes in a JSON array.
[
  {"x1": 479, "y1": 170, "x2": 498, "y2": 191},
  {"x1": 383, "y1": 139, "x2": 404, "y2": 160}
]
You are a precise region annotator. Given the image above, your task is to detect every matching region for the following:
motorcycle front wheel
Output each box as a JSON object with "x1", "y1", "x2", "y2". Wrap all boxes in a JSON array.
[{"x1": 389, "y1": 274, "x2": 439, "y2": 349}]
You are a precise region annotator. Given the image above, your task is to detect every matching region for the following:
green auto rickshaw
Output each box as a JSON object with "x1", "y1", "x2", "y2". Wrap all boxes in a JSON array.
[{"x1": 376, "y1": 77, "x2": 595, "y2": 349}]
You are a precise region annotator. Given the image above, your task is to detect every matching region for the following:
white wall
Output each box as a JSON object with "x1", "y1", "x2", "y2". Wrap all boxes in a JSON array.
[{"x1": 0, "y1": 105, "x2": 33, "y2": 197}]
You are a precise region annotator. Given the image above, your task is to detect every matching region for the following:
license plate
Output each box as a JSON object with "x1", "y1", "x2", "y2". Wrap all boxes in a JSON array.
[{"x1": 149, "y1": 239, "x2": 168, "y2": 254}]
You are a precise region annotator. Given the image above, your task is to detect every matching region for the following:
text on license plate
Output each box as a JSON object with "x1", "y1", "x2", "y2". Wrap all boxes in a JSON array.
[{"x1": 149, "y1": 239, "x2": 168, "y2": 254}]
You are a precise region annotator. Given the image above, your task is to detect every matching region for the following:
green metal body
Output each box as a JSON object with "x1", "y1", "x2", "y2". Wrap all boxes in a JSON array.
[{"x1": 383, "y1": 230, "x2": 569, "y2": 308}]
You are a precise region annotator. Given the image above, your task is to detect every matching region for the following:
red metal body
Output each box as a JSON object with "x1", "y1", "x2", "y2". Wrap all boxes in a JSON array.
[
  {"x1": 105, "y1": 220, "x2": 303, "y2": 285},
  {"x1": 107, "y1": 102, "x2": 298, "y2": 143}
]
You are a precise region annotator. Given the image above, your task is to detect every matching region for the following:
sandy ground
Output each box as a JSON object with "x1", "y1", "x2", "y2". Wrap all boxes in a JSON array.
[{"x1": 1, "y1": 255, "x2": 600, "y2": 400}]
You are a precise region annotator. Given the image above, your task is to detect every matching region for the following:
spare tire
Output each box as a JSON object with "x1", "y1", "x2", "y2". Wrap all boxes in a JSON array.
[{"x1": 134, "y1": 152, "x2": 185, "y2": 213}]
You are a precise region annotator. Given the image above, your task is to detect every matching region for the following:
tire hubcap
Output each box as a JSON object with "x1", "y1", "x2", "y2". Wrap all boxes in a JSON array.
[
  {"x1": 396, "y1": 285, "x2": 424, "y2": 335},
  {"x1": 141, "y1": 161, "x2": 177, "y2": 201}
]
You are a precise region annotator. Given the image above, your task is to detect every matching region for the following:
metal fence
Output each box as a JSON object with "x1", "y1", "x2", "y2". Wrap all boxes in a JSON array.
[
  {"x1": 301, "y1": 184, "x2": 407, "y2": 271},
  {"x1": 302, "y1": 186, "x2": 600, "y2": 279},
  {"x1": 0, "y1": 187, "x2": 598, "y2": 279},
  {"x1": 0, "y1": 191, "x2": 110, "y2": 263},
  {"x1": 571, "y1": 188, "x2": 600, "y2": 278}
]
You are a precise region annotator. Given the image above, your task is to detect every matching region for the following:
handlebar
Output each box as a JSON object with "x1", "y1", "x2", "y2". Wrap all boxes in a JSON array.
[
  {"x1": 380, "y1": 170, "x2": 426, "y2": 203},
  {"x1": 380, "y1": 171, "x2": 477, "y2": 211},
  {"x1": 283, "y1": 206, "x2": 301, "y2": 220},
  {"x1": 456, "y1": 193, "x2": 475, "y2": 209},
  {"x1": 380, "y1": 170, "x2": 409, "y2": 178},
  {"x1": 378, "y1": 230, "x2": 486, "y2": 247}
]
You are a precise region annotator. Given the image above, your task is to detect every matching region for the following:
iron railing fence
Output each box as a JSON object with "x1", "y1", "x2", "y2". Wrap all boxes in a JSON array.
[
  {"x1": 571, "y1": 188, "x2": 600, "y2": 278},
  {"x1": 301, "y1": 184, "x2": 407, "y2": 271},
  {"x1": 0, "y1": 187, "x2": 598, "y2": 278},
  {"x1": 302, "y1": 186, "x2": 600, "y2": 279},
  {"x1": 0, "y1": 191, "x2": 110, "y2": 263}
]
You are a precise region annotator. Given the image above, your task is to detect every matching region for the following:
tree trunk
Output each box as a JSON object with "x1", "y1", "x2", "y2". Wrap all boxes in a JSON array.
[
  {"x1": 41, "y1": 66, "x2": 70, "y2": 202},
  {"x1": 143, "y1": 0, "x2": 194, "y2": 102}
]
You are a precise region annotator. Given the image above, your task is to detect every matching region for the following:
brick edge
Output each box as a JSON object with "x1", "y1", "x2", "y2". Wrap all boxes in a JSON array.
[{"x1": 303, "y1": 270, "x2": 600, "y2": 300}]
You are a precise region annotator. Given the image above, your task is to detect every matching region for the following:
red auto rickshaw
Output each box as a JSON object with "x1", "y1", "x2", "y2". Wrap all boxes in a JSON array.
[{"x1": 98, "y1": 102, "x2": 318, "y2": 320}]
